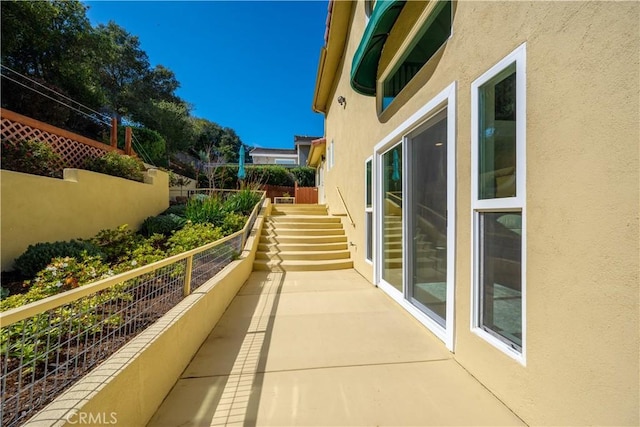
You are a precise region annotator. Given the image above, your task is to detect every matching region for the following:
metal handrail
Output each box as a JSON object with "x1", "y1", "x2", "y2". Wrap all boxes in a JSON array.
[
  {"x1": 336, "y1": 186, "x2": 355, "y2": 227},
  {"x1": 0, "y1": 192, "x2": 266, "y2": 328}
]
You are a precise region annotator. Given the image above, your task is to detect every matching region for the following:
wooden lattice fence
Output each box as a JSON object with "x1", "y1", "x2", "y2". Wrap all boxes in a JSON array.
[{"x1": 0, "y1": 108, "x2": 129, "y2": 170}]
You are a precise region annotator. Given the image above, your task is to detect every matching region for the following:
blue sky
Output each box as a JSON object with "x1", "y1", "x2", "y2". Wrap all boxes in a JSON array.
[{"x1": 84, "y1": 1, "x2": 328, "y2": 149}]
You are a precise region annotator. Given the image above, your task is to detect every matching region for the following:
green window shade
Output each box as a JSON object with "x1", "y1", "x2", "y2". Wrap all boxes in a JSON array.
[{"x1": 351, "y1": 0, "x2": 407, "y2": 96}]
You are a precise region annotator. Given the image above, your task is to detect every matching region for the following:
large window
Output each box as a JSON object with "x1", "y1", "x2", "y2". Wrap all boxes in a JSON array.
[
  {"x1": 471, "y1": 44, "x2": 526, "y2": 361},
  {"x1": 381, "y1": 0, "x2": 452, "y2": 110}
]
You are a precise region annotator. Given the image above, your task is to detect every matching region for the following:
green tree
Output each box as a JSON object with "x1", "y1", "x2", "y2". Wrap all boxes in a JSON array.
[
  {"x1": 92, "y1": 22, "x2": 151, "y2": 121},
  {"x1": 116, "y1": 126, "x2": 167, "y2": 167},
  {"x1": 0, "y1": 0, "x2": 106, "y2": 135},
  {"x1": 143, "y1": 100, "x2": 195, "y2": 155},
  {"x1": 191, "y1": 118, "x2": 243, "y2": 163}
]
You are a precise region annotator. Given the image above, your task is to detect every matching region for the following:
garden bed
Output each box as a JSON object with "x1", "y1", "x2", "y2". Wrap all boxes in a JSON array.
[
  {"x1": 1, "y1": 236, "x2": 239, "y2": 427},
  {"x1": 1, "y1": 191, "x2": 263, "y2": 427}
]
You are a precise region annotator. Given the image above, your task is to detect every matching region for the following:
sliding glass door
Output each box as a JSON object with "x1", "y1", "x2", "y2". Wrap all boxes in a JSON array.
[
  {"x1": 407, "y1": 109, "x2": 448, "y2": 327},
  {"x1": 374, "y1": 84, "x2": 456, "y2": 350}
]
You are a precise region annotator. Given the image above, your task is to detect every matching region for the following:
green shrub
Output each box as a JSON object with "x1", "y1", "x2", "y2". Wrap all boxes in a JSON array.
[
  {"x1": 192, "y1": 193, "x2": 209, "y2": 202},
  {"x1": 0, "y1": 286, "x2": 51, "y2": 312},
  {"x1": 113, "y1": 235, "x2": 167, "y2": 271},
  {"x1": 162, "y1": 204, "x2": 187, "y2": 217},
  {"x1": 246, "y1": 165, "x2": 295, "y2": 186},
  {"x1": 90, "y1": 224, "x2": 142, "y2": 263},
  {"x1": 221, "y1": 213, "x2": 247, "y2": 234},
  {"x1": 84, "y1": 151, "x2": 145, "y2": 182},
  {"x1": 140, "y1": 214, "x2": 186, "y2": 237},
  {"x1": 291, "y1": 167, "x2": 315, "y2": 187},
  {"x1": 117, "y1": 126, "x2": 167, "y2": 167},
  {"x1": 167, "y1": 223, "x2": 223, "y2": 255},
  {"x1": 185, "y1": 196, "x2": 227, "y2": 225},
  {"x1": 1, "y1": 255, "x2": 128, "y2": 370},
  {"x1": 27, "y1": 255, "x2": 114, "y2": 296},
  {"x1": 1, "y1": 138, "x2": 64, "y2": 178},
  {"x1": 14, "y1": 240, "x2": 103, "y2": 278},
  {"x1": 224, "y1": 189, "x2": 261, "y2": 215}
]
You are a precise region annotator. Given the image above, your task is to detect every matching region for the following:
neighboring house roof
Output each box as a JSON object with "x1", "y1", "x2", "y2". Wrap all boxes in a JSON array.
[
  {"x1": 312, "y1": 0, "x2": 355, "y2": 113},
  {"x1": 307, "y1": 137, "x2": 327, "y2": 167},
  {"x1": 294, "y1": 135, "x2": 322, "y2": 146},
  {"x1": 250, "y1": 148, "x2": 297, "y2": 157}
]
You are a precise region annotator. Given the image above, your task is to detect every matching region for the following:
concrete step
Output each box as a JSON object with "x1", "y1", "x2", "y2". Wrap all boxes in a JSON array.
[
  {"x1": 260, "y1": 235, "x2": 348, "y2": 244},
  {"x1": 262, "y1": 228, "x2": 345, "y2": 237},
  {"x1": 271, "y1": 206, "x2": 328, "y2": 215},
  {"x1": 268, "y1": 216, "x2": 340, "y2": 224},
  {"x1": 253, "y1": 258, "x2": 354, "y2": 272},
  {"x1": 258, "y1": 242, "x2": 348, "y2": 252},
  {"x1": 255, "y1": 249, "x2": 351, "y2": 261},
  {"x1": 273, "y1": 204, "x2": 326, "y2": 210},
  {"x1": 265, "y1": 221, "x2": 343, "y2": 230}
]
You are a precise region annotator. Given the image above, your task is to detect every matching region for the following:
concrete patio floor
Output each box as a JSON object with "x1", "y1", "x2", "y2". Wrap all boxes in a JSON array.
[{"x1": 147, "y1": 269, "x2": 525, "y2": 426}]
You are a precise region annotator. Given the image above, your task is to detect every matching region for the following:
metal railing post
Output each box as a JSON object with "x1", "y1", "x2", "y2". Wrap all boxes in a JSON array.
[{"x1": 184, "y1": 255, "x2": 193, "y2": 296}]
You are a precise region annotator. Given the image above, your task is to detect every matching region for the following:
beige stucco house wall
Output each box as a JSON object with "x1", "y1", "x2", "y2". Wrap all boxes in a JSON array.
[{"x1": 313, "y1": 1, "x2": 639, "y2": 425}]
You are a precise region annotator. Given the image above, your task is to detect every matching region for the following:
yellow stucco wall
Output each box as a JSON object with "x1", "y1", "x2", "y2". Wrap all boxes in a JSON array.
[
  {"x1": 1, "y1": 168, "x2": 169, "y2": 271},
  {"x1": 321, "y1": 1, "x2": 639, "y2": 425}
]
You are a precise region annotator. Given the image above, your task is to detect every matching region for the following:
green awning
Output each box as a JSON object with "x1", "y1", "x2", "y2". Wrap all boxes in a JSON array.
[{"x1": 350, "y1": 0, "x2": 406, "y2": 96}]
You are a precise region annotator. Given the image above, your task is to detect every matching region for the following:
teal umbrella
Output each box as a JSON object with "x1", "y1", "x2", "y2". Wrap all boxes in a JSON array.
[
  {"x1": 392, "y1": 148, "x2": 400, "y2": 182},
  {"x1": 237, "y1": 145, "x2": 246, "y2": 180}
]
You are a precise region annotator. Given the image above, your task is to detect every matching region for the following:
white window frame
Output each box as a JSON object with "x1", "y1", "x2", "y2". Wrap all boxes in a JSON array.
[
  {"x1": 470, "y1": 43, "x2": 527, "y2": 364},
  {"x1": 373, "y1": 82, "x2": 456, "y2": 351},
  {"x1": 365, "y1": 156, "x2": 374, "y2": 264}
]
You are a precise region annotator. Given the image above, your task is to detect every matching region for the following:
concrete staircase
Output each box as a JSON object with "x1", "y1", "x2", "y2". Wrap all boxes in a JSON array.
[{"x1": 253, "y1": 204, "x2": 353, "y2": 271}]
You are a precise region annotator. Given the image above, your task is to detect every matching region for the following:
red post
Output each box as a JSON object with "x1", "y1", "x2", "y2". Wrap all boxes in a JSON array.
[
  {"x1": 110, "y1": 117, "x2": 118, "y2": 149},
  {"x1": 125, "y1": 127, "x2": 132, "y2": 155},
  {"x1": 294, "y1": 181, "x2": 298, "y2": 204}
]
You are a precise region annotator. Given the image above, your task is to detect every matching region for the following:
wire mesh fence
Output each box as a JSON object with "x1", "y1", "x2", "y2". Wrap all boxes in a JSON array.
[
  {"x1": 0, "y1": 260, "x2": 186, "y2": 427},
  {"x1": 0, "y1": 195, "x2": 264, "y2": 427},
  {"x1": 190, "y1": 234, "x2": 242, "y2": 291}
]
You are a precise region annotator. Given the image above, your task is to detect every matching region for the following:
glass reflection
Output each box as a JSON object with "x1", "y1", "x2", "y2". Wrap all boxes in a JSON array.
[{"x1": 382, "y1": 145, "x2": 403, "y2": 291}]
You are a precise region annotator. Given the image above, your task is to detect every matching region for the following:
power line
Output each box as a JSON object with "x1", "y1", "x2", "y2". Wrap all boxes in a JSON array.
[
  {"x1": 131, "y1": 131, "x2": 156, "y2": 166},
  {"x1": 0, "y1": 64, "x2": 112, "y2": 123},
  {"x1": 1, "y1": 73, "x2": 111, "y2": 127}
]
